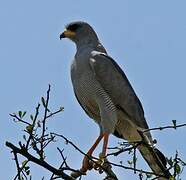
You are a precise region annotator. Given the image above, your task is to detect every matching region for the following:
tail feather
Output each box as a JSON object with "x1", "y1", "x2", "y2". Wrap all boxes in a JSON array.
[
  {"x1": 138, "y1": 144, "x2": 171, "y2": 180},
  {"x1": 154, "y1": 148, "x2": 167, "y2": 168},
  {"x1": 114, "y1": 122, "x2": 171, "y2": 179}
]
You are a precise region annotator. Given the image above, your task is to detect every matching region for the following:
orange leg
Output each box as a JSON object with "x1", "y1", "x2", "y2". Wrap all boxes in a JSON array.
[
  {"x1": 87, "y1": 134, "x2": 104, "y2": 156},
  {"x1": 102, "y1": 133, "x2": 109, "y2": 157},
  {"x1": 80, "y1": 133, "x2": 110, "y2": 173},
  {"x1": 80, "y1": 134, "x2": 104, "y2": 172},
  {"x1": 93, "y1": 133, "x2": 110, "y2": 171}
]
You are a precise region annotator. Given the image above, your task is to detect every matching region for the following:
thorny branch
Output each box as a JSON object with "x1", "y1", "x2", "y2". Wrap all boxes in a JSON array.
[
  {"x1": 13, "y1": 150, "x2": 22, "y2": 180},
  {"x1": 6, "y1": 141, "x2": 75, "y2": 180},
  {"x1": 52, "y1": 133, "x2": 118, "y2": 180},
  {"x1": 26, "y1": 103, "x2": 40, "y2": 150},
  {"x1": 143, "y1": 121, "x2": 186, "y2": 133},
  {"x1": 40, "y1": 84, "x2": 51, "y2": 160},
  {"x1": 6, "y1": 85, "x2": 186, "y2": 180}
]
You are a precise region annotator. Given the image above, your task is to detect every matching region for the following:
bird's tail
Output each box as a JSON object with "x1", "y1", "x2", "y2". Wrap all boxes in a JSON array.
[{"x1": 137, "y1": 143, "x2": 171, "y2": 180}]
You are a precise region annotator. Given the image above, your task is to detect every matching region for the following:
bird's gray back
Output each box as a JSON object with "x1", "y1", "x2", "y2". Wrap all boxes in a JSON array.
[{"x1": 71, "y1": 45, "x2": 152, "y2": 141}]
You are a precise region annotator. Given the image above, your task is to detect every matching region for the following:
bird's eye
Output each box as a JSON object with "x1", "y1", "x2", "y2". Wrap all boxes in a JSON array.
[{"x1": 67, "y1": 24, "x2": 80, "y2": 32}]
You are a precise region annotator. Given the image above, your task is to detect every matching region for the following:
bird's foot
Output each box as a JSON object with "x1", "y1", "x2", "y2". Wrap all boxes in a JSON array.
[
  {"x1": 80, "y1": 155, "x2": 94, "y2": 173},
  {"x1": 71, "y1": 155, "x2": 93, "y2": 178},
  {"x1": 93, "y1": 152, "x2": 106, "y2": 173},
  {"x1": 71, "y1": 153, "x2": 107, "y2": 178}
]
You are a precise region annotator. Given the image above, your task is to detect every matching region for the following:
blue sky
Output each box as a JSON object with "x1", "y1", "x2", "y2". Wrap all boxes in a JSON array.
[{"x1": 1, "y1": 0, "x2": 186, "y2": 179}]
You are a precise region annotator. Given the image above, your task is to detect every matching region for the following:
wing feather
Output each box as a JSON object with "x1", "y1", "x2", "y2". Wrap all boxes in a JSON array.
[{"x1": 89, "y1": 52, "x2": 149, "y2": 129}]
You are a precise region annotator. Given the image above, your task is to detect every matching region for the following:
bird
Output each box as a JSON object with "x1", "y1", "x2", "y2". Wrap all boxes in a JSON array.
[{"x1": 60, "y1": 21, "x2": 171, "y2": 179}]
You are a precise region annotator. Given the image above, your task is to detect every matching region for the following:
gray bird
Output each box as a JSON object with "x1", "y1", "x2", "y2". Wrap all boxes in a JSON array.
[{"x1": 60, "y1": 21, "x2": 170, "y2": 179}]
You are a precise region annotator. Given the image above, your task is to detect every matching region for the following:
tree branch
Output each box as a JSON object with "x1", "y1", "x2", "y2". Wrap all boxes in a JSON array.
[
  {"x1": 6, "y1": 141, "x2": 75, "y2": 180},
  {"x1": 143, "y1": 123, "x2": 186, "y2": 133},
  {"x1": 6, "y1": 86, "x2": 186, "y2": 180}
]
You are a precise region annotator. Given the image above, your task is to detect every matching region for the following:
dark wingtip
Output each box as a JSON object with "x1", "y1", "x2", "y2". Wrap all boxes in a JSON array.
[
  {"x1": 154, "y1": 148, "x2": 172, "y2": 178},
  {"x1": 154, "y1": 148, "x2": 167, "y2": 167}
]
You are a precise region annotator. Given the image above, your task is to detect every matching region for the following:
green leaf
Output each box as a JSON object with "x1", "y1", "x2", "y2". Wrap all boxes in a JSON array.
[
  {"x1": 180, "y1": 159, "x2": 186, "y2": 166},
  {"x1": 172, "y1": 120, "x2": 177, "y2": 129},
  {"x1": 167, "y1": 157, "x2": 173, "y2": 166},
  {"x1": 22, "y1": 160, "x2": 28, "y2": 166},
  {"x1": 60, "y1": 106, "x2": 64, "y2": 111},
  {"x1": 169, "y1": 176, "x2": 175, "y2": 180},
  {"x1": 30, "y1": 115, "x2": 34, "y2": 121},
  {"x1": 175, "y1": 164, "x2": 181, "y2": 174},
  {"x1": 23, "y1": 135, "x2": 27, "y2": 141},
  {"x1": 25, "y1": 169, "x2": 30, "y2": 175},
  {"x1": 18, "y1": 111, "x2": 22, "y2": 118},
  {"x1": 24, "y1": 166, "x2": 30, "y2": 171},
  {"x1": 22, "y1": 111, "x2": 27, "y2": 118},
  {"x1": 26, "y1": 125, "x2": 33, "y2": 133},
  {"x1": 127, "y1": 160, "x2": 133, "y2": 165}
]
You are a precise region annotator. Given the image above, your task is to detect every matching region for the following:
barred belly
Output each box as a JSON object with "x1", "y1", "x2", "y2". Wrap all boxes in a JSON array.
[{"x1": 73, "y1": 71, "x2": 116, "y2": 125}]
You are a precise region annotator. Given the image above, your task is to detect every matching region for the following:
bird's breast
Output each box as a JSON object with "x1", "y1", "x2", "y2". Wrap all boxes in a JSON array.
[{"x1": 71, "y1": 65, "x2": 101, "y2": 121}]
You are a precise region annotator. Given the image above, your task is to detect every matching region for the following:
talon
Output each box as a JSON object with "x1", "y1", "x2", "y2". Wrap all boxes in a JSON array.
[
  {"x1": 93, "y1": 152, "x2": 106, "y2": 170},
  {"x1": 78, "y1": 133, "x2": 109, "y2": 174},
  {"x1": 99, "y1": 152, "x2": 106, "y2": 163},
  {"x1": 87, "y1": 160, "x2": 94, "y2": 170},
  {"x1": 93, "y1": 162, "x2": 100, "y2": 170},
  {"x1": 79, "y1": 134, "x2": 104, "y2": 173}
]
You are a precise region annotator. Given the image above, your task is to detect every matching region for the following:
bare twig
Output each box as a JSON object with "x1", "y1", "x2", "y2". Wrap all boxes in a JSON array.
[
  {"x1": 40, "y1": 84, "x2": 51, "y2": 159},
  {"x1": 133, "y1": 147, "x2": 137, "y2": 174},
  {"x1": 6, "y1": 86, "x2": 186, "y2": 180},
  {"x1": 52, "y1": 133, "x2": 95, "y2": 159},
  {"x1": 107, "y1": 142, "x2": 141, "y2": 157},
  {"x1": 173, "y1": 151, "x2": 178, "y2": 178},
  {"x1": 6, "y1": 141, "x2": 75, "y2": 180},
  {"x1": 9, "y1": 113, "x2": 31, "y2": 126},
  {"x1": 52, "y1": 133, "x2": 119, "y2": 179},
  {"x1": 52, "y1": 133, "x2": 167, "y2": 179},
  {"x1": 143, "y1": 123, "x2": 186, "y2": 133},
  {"x1": 14, "y1": 160, "x2": 29, "y2": 180},
  {"x1": 139, "y1": 173, "x2": 143, "y2": 180},
  {"x1": 46, "y1": 108, "x2": 64, "y2": 119},
  {"x1": 50, "y1": 148, "x2": 69, "y2": 180},
  {"x1": 109, "y1": 161, "x2": 162, "y2": 177},
  {"x1": 57, "y1": 148, "x2": 68, "y2": 168},
  {"x1": 26, "y1": 103, "x2": 40, "y2": 150},
  {"x1": 13, "y1": 151, "x2": 21, "y2": 180}
]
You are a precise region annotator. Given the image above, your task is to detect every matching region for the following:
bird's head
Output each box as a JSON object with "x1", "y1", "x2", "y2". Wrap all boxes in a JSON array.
[{"x1": 60, "y1": 21, "x2": 99, "y2": 45}]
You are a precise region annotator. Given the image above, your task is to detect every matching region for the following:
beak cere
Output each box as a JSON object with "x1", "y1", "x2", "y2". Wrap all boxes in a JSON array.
[{"x1": 60, "y1": 30, "x2": 76, "y2": 40}]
